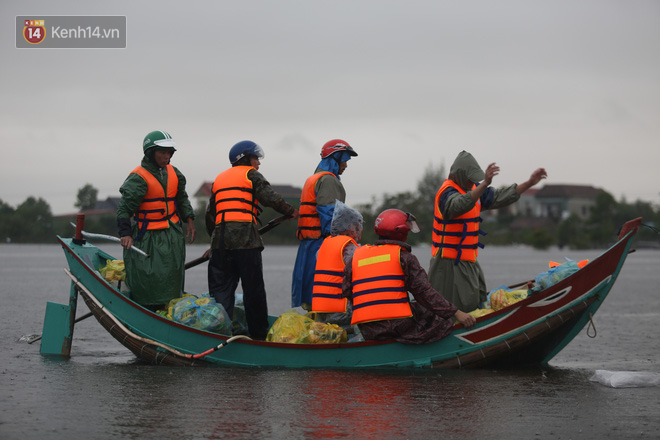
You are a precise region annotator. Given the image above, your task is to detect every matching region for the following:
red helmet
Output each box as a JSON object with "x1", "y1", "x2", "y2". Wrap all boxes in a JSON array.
[
  {"x1": 321, "y1": 139, "x2": 358, "y2": 159},
  {"x1": 374, "y1": 209, "x2": 420, "y2": 241}
]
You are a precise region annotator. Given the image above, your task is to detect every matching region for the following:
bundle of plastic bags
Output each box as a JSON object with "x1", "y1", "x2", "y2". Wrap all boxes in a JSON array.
[
  {"x1": 531, "y1": 258, "x2": 582, "y2": 294},
  {"x1": 99, "y1": 259, "x2": 125, "y2": 282},
  {"x1": 468, "y1": 286, "x2": 528, "y2": 317},
  {"x1": 266, "y1": 310, "x2": 347, "y2": 344},
  {"x1": 170, "y1": 293, "x2": 232, "y2": 335},
  {"x1": 489, "y1": 287, "x2": 528, "y2": 311}
]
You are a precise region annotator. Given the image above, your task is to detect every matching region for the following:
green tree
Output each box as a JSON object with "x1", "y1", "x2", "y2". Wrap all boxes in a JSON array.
[
  {"x1": 14, "y1": 197, "x2": 54, "y2": 242},
  {"x1": 0, "y1": 199, "x2": 17, "y2": 242},
  {"x1": 75, "y1": 183, "x2": 98, "y2": 211}
]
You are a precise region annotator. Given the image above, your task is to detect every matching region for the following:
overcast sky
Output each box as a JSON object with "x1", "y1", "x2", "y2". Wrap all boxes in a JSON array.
[{"x1": 2, "y1": 0, "x2": 659, "y2": 216}]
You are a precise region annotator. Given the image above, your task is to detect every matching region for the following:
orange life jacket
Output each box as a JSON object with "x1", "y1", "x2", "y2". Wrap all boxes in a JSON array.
[
  {"x1": 431, "y1": 179, "x2": 485, "y2": 263},
  {"x1": 131, "y1": 165, "x2": 180, "y2": 235},
  {"x1": 350, "y1": 244, "x2": 412, "y2": 325},
  {"x1": 212, "y1": 166, "x2": 262, "y2": 224},
  {"x1": 311, "y1": 235, "x2": 357, "y2": 313},
  {"x1": 297, "y1": 171, "x2": 334, "y2": 239}
]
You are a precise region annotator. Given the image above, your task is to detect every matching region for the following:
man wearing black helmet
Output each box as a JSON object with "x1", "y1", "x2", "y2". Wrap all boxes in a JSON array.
[
  {"x1": 206, "y1": 140, "x2": 298, "y2": 340},
  {"x1": 342, "y1": 209, "x2": 475, "y2": 344},
  {"x1": 117, "y1": 130, "x2": 197, "y2": 310}
]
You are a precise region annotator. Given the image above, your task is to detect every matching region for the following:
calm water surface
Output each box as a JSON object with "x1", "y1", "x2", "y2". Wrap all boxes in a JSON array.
[{"x1": 1, "y1": 242, "x2": 659, "y2": 439}]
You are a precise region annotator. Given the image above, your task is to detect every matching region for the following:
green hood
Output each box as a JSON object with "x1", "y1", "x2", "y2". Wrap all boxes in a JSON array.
[{"x1": 449, "y1": 150, "x2": 485, "y2": 191}]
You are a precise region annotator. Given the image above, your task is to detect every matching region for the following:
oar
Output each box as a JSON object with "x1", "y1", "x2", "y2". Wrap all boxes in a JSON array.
[
  {"x1": 27, "y1": 311, "x2": 94, "y2": 344},
  {"x1": 258, "y1": 214, "x2": 292, "y2": 235},
  {"x1": 184, "y1": 214, "x2": 293, "y2": 270},
  {"x1": 69, "y1": 223, "x2": 149, "y2": 258}
]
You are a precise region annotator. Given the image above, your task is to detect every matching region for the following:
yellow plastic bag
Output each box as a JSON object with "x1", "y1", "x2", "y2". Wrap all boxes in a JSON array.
[
  {"x1": 99, "y1": 259, "x2": 125, "y2": 282},
  {"x1": 267, "y1": 310, "x2": 315, "y2": 343},
  {"x1": 163, "y1": 294, "x2": 195, "y2": 320},
  {"x1": 307, "y1": 321, "x2": 348, "y2": 344},
  {"x1": 468, "y1": 308, "x2": 494, "y2": 318},
  {"x1": 266, "y1": 310, "x2": 348, "y2": 344},
  {"x1": 489, "y1": 288, "x2": 528, "y2": 311}
]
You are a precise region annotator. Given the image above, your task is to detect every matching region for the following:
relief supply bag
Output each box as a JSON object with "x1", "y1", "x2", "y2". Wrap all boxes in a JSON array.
[
  {"x1": 267, "y1": 310, "x2": 315, "y2": 343},
  {"x1": 172, "y1": 294, "x2": 232, "y2": 335},
  {"x1": 532, "y1": 258, "x2": 581, "y2": 293},
  {"x1": 266, "y1": 310, "x2": 348, "y2": 344},
  {"x1": 99, "y1": 259, "x2": 126, "y2": 282},
  {"x1": 487, "y1": 286, "x2": 528, "y2": 311}
]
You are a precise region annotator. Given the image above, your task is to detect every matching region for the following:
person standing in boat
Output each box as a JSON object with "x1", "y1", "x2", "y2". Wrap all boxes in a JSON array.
[
  {"x1": 292, "y1": 139, "x2": 358, "y2": 311},
  {"x1": 428, "y1": 150, "x2": 547, "y2": 313},
  {"x1": 310, "y1": 200, "x2": 363, "y2": 327},
  {"x1": 206, "y1": 140, "x2": 298, "y2": 340},
  {"x1": 117, "y1": 130, "x2": 197, "y2": 311},
  {"x1": 343, "y1": 209, "x2": 476, "y2": 344}
]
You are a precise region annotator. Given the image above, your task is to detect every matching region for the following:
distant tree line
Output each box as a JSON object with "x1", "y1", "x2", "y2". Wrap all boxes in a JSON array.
[{"x1": 2, "y1": 172, "x2": 659, "y2": 249}]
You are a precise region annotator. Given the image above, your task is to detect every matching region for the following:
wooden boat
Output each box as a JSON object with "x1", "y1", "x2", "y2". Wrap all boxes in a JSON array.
[{"x1": 39, "y1": 217, "x2": 643, "y2": 369}]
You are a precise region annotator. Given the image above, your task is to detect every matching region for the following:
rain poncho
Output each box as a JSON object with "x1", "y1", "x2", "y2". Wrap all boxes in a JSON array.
[
  {"x1": 117, "y1": 156, "x2": 195, "y2": 306},
  {"x1": 428, "y1": 151, "x2": 521, "y2": 313},
  {"x1": 291, "y1": 152, "x2": 352, "y2": 308},
  {"x1": 314, "y1": 201, "x2": 363, "y2": 327}
]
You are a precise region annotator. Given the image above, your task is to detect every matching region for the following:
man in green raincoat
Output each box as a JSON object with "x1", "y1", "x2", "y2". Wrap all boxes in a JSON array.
[
  {"x1": 117, "y1": 130, "x2": 197, "y2": 310},
  {"x1": 428, "y1": 150, "x2": 547, "y2": 312}
]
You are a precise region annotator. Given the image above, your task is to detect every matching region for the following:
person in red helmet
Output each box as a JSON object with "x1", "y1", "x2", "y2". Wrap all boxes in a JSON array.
[
  {"x1": 291, "y1": 139, "x2": 358, "y2": 310},
  {"x1": 342, "y1": 209, "x2": 476, "y2": 344}
]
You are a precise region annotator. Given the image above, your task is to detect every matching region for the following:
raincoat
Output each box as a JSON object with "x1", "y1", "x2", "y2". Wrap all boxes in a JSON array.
[
  {"x1": 311, "y1": 201, "x2": 362, "y2": 327},
  {"x1": 291, "y1": 154, "x2": 349, "y2": 308},
  {"x1": 117, "y1": 156, "x2": 195, "y2": 306},
  {"x1": 428, "y1": 151, "x2": 520, "y2": 312}
]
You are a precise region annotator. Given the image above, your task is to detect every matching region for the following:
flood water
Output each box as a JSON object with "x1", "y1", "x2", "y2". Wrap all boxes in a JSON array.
[{"x1": 1, "y1": 242, "x2": 659, "y2": 439}]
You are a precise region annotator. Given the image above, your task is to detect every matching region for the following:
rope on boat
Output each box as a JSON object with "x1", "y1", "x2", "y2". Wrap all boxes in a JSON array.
[
  {"x1": 64, "y1": 269, "x2": 251, "y2": 360},
  {"x1": 586, "y1": 312, "x2": 597, "y2": 338}
]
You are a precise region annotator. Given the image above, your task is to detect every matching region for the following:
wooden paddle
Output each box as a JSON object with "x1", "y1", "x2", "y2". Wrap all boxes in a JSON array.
[{"x1": 184, "y1": 214, "x2": 293, "y2": 270}]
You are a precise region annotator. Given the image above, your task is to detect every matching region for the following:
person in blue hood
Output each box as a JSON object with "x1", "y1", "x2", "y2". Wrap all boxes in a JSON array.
[{"x1": 291, "y1": 139, "x2": 358, "y2": 310}]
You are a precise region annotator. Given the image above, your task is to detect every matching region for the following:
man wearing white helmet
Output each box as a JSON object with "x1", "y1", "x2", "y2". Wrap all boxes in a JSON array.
[{"x1": 117, "y1": 130, "x2": 197, "y2": 310}]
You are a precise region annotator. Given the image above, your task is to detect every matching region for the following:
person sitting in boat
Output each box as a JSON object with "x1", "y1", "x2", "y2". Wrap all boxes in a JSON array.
[
  {"x1": 117, "y1": 130, "x2": 197, "y2": 311},
  {"x1": 428, "y1": 150, "x2": 547, "y2": 313},
  {"x1": 343, "y1": 209, "x2": 476, "y2": 344},
  {"x1": 310, "y1": 200, "x2": 363, "y2": 328},
  {"x1": 292, "y1": 139, "x2": 358, "y2": 311},
  {"x1": 206, "y1": 140, "x2": 299, "y2": 341}
]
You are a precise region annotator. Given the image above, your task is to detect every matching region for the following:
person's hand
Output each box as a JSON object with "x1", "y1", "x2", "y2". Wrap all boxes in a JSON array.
[
  {"x1": 202, "y1": 248, "x2": 211, "y2": 259},
  {"x1": 289, "y1": 209, "x2": 300, "y2": 220},
  {"x1": 186, "y1": 218, "x2": 197, "y2": 244},
  {"x1": 120, "y1": 235, "x2": 133, "y2": 250},
  {"x1": 454, "y1": 310, "x2": 476, "y2": 329},
  {"x1": 484, "y1": 162, "x2": 500, "y2": 186},
  {"x1": 528, "y1": 168, "x2": 547, "y2": 186}
]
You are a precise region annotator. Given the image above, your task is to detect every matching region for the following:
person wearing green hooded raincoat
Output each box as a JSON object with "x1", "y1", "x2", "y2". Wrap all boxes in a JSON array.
[
  {"x1": 428, "y1": 150, "x2": 547, "y2": 313},
  {"x1": 117, "y1": 130, "x2": 197, "y2": 310}
]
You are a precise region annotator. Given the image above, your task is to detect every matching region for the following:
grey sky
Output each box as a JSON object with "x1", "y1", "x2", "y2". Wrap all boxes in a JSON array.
[{"x1": 2, "y1": 0, "x2": 659, "y2": 215}]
